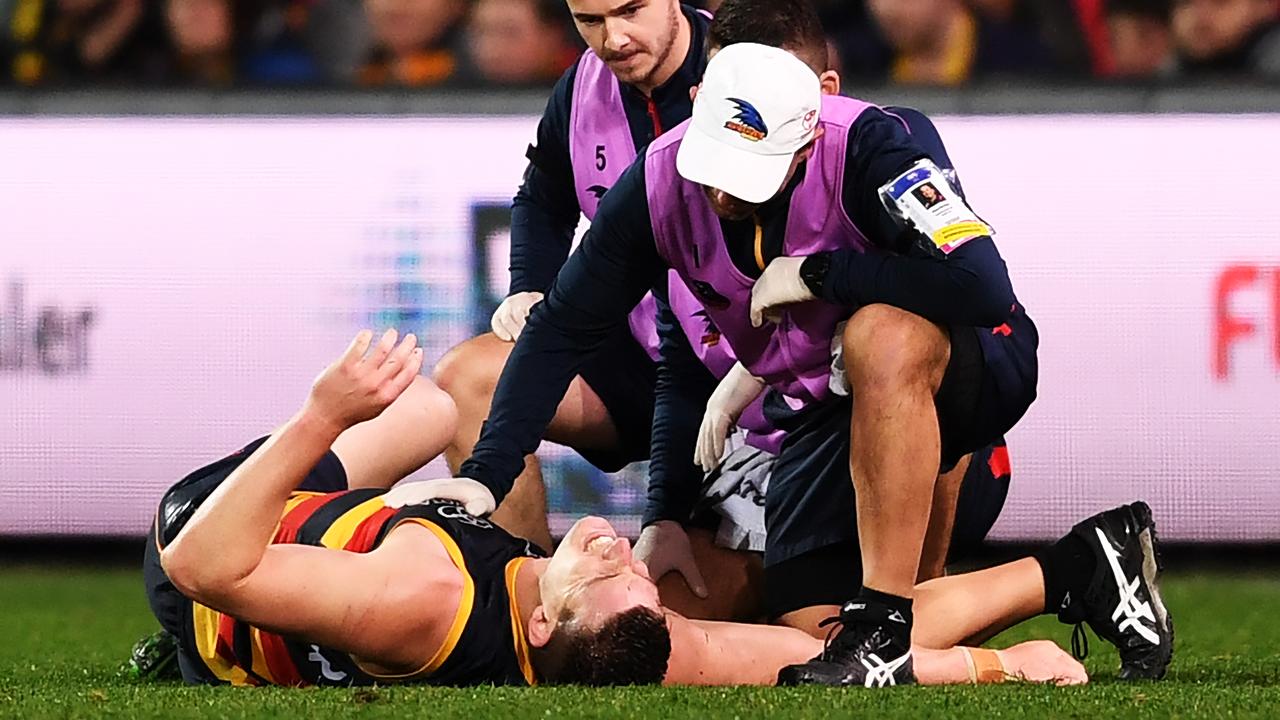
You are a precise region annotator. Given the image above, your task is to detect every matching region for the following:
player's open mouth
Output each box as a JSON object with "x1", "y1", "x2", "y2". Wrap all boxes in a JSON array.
[{"x1": 584, "y1": 533, "x2": 617, "y2": 553}]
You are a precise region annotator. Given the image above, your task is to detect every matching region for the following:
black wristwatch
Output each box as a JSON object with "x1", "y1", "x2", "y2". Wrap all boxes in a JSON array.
[{"x1": 799, "y1": 252, "x2": 832, "y2": 298}]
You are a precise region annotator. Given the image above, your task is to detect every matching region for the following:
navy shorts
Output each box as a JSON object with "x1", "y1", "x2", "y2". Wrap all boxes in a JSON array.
[
  {"x1": 761, "y1": 307, "x2": 1036, "y2": 617},
  {"x1": 934, "y1": 305, "x2": 1038, "y2": 471},
  {"x1": 574, "y1": 325, "x2": 657, "y2": 472},
  {"x1": 763, "y1": 439, "x2": 1012, "y2": 618},
  {"x1": 142, "y1": 437, "x2": 349, "y2": 683}
]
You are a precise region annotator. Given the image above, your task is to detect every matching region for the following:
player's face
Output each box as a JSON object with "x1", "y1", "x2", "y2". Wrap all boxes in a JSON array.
[
  {"x1": 567, "y1": 0, "x2": 682, "y2": 88},
  {"x1": 539, "y1": 516, "x2": 661, "y2": 626}
]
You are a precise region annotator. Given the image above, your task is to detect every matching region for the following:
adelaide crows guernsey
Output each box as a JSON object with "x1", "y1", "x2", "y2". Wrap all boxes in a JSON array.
[{"x1": 154, "y1": 447, "x2": 545, "y2": 687}]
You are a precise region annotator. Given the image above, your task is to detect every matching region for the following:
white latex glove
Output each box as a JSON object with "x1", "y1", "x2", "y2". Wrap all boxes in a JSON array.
[
  {"x1": 695, "y1": 362, "x2": 766, "y2": 472},
  {"x1": 749, "y1": 256, "x2": 814, "y2": 327},
  {"x1": 634, "y1": 520, "x2": 708, "y2": 598},
  {"x1": 382, "y1": 477, "x2": 497, "y2": 517},
  {"x1": 490, "y1": 291, "x2": 544, "y2": 342}
]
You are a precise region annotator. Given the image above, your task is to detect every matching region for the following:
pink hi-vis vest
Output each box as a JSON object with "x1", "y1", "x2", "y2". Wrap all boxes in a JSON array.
[
  {"x1": 647, "y1": 95, "x2": 876, "y2": 407},
  {"x1": 666, "y1": 278, "x2": 785, "y2": 453},
  {"x1": 567, "y1": 49, "x2": 670, "y2": 360}
]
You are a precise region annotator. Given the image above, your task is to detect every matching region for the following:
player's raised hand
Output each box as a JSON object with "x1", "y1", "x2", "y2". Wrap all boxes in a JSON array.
[
  {"x1": 306, "y1": 329, "x2": 424, "y2": 431},
  {"x1": 749, "y1": 256, "x2": 814, "y2": 327},
  {"x1": 491, "y1": 291, "x2": 544, "y2": 342}
]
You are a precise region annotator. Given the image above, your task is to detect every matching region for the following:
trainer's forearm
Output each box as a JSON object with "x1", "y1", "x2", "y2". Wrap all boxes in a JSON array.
[{"x1": 161, "y1": 409, "x2": 342, "y2": 600}]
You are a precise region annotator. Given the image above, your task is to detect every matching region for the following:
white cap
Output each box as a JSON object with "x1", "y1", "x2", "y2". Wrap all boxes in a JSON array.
[{"x1": 676, "y1": 43, "x2": 822, "y2": 204}]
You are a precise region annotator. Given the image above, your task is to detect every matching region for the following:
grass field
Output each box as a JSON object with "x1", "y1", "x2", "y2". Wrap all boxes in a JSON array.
[{"x1": 1, "y1": 565, "x2": 1278, "y2": 719}]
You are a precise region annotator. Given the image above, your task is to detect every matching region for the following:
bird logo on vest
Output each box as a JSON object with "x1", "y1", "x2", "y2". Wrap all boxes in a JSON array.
[
  {"x1": 693, "y1": 309, "x2": 721, "y2": 347},
  {"x1": 689, "y1": 279, "x2": 731, "y2": 310},
  {"x1": 587, "y1": 185, "x2": 609, "y2": 199},
  {"x1": 724, "y1": 98, "x2": 767, "y2": 142}
]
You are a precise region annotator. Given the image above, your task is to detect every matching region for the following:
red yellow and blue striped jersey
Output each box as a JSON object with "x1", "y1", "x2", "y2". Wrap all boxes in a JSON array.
[{"x1": 154, "y1": 445, "x2": 544, "y2": 687}]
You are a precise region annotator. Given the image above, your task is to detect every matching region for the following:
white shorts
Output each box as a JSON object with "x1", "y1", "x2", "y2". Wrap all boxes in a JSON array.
[{"x1": 698, "y1": 443, "x2": 774, "y2": 553}]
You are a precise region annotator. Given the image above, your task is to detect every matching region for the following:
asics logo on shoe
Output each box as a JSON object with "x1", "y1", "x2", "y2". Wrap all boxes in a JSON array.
[
  {"x1": 861, "y1": 651, "x2": 911, "y2": 688},
  {"x1": 1096, "y1": 528, "x2": 1161, "y2": 645},
  {"x1": 843, "y1": 602, "x2": 866, "y2": 613}
]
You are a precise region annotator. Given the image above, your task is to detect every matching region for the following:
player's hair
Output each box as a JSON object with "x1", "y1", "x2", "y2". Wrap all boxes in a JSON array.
[
  {"x1": 532, "y1": 606, "x2": 671, "y2": 686},
  {"x1": 709, "y1": 0, "x2": 829, "y2": 74}
]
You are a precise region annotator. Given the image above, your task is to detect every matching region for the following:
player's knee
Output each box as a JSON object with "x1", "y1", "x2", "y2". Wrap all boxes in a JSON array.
[
  {"x1": 431, "y1": 335, "x2": 504, "y2": 411},
  {"x1": 841, "y1": 304, "x2": 949, "y2": 392},
  {"x1": 404, "y1": 376, "x2": 459, "y2": 443}
]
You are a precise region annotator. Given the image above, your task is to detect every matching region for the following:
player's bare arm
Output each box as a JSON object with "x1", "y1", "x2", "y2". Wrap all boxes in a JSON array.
[{"x1": 160, "y1": 330, "x2": 452, "y2": 669}]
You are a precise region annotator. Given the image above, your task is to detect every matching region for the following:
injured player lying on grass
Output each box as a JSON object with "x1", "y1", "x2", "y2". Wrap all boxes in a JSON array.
[{"x1": 135, "y1": 329, "x2": 1087, "y2": 688}]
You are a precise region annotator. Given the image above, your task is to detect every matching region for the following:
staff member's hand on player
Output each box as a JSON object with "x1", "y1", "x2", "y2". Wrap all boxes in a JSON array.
[
  {"x1": 490, "y1": 291, "x2": 544, "y2": 341},
  {"x1": 696, "y1": 362, "x2": 766, "y2": 472},
  {"x1": 749, "y1": 256, "x2": 814, "y2": 327},
  {"x1": 383, "y1": 477, "x2": 498, "y2": 517},
  {"x1": 305, "y1": 328, "x2": 424, "y2": 431},
  {"x1": 634, "y1": 520, "x2": 709, "y2": 599}
]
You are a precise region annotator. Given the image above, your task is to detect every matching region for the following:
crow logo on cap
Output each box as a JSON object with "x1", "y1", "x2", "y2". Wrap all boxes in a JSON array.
[{"x1": 724, "y1": 97, "x2": 767, "y2": 142}]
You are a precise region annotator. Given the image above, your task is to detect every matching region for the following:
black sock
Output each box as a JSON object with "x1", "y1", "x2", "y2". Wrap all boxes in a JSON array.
[
  {"x1": 1034, "y1": 532, "x2": 1095, "y2": 616},
  {"x1": 858, "y1": 587, "x2": 914, "y2": 645}
]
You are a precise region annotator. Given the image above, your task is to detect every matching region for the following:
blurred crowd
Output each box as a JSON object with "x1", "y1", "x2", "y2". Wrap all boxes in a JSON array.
[{"x1": 2, "y1": 0, "x2": 1278, "y2": 88}]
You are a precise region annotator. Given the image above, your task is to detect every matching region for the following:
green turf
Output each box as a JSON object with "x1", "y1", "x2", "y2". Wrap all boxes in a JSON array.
[{"x1": 0, "y1": 566, "x2": 1277, "y2": 719}]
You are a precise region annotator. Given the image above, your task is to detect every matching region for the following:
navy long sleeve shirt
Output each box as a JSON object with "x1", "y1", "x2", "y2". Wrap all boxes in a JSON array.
[{"x1": 506, "y1": 5, "x2": 710, "y2": 295}]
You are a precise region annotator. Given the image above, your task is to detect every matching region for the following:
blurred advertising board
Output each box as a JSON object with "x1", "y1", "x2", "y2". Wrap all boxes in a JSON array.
[{"x1": 1, "y1": 114, "x2": 1276, "y2": 541}]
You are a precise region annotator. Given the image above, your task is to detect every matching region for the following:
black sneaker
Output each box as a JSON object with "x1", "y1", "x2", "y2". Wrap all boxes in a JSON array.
[
  {"x1": 776, "y1": 599, "x2": 916, "y2": 687},
  {"x1": 122, "y1": 629, "x2": 182, "y2": 682},
  {"x1": 1058, "y1": 501, "x2": 1174, "y2": 680}
]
